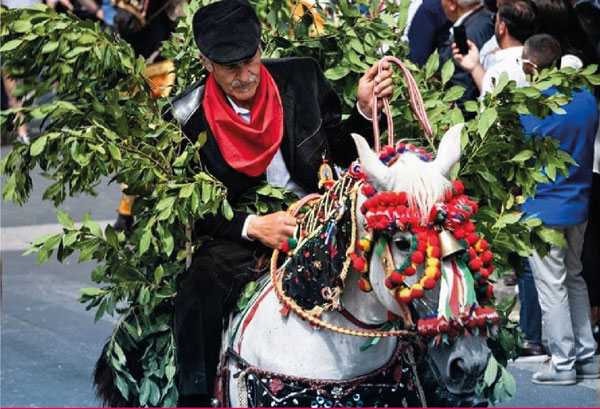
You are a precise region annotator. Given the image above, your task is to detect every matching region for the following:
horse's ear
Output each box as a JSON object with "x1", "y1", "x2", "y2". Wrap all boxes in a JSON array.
[
  {"x1": 433, "y1": 123, "x2": 464, "y2": 177},
  {"x1": 351, "y1": 133, "x2": 390, "y2": 190}
]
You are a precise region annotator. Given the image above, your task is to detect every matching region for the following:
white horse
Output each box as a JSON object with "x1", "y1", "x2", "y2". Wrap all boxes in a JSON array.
[{"x1": 223, "y1": 124, "x2": 492, "y2": 408}]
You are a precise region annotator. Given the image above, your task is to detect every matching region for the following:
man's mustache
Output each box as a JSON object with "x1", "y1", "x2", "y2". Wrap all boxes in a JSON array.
[{"x1": 231, "y1": 73, "x2": 259, "y2": 90}]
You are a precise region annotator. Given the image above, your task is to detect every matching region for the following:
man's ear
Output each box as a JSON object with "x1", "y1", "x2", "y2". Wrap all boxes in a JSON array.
[{"x1": 199, "y1": 53, "x2": 213, "y2": 72}]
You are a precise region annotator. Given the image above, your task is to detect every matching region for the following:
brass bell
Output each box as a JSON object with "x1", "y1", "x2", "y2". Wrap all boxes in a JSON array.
[{"x1": 438, "y1": 229, "x2": 466, "y2": 260}]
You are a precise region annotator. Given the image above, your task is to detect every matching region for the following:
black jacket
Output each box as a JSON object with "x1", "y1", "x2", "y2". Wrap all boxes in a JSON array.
[
  {"x1": 438, "y1": 6, "x2": 494, "y2": 104},
  {"x1": 169, "y1": 57, "x2": 375, "y2": 242}
]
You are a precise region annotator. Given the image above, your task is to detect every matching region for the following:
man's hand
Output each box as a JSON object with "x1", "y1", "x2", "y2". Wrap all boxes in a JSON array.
[
  {"x1": 247, "y1": 211, "x2": 297, "y2": 249},
  {"x1": 357, "y1": 60, "x2": 394, "y2": 119},
  {"x1": 452, "y1": 40, "x2": 481, "y2": 73}
]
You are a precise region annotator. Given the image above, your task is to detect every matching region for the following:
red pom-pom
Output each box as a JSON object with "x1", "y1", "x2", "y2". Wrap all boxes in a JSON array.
[
  {"x1": 411, "y1": 251, "x2": 425, "y2": 264},
  {"x1": 404, "y1": 266, "x2": 417, "y2": 276},
  {"x1": 434, "y1": 268, "x2": 442, "y2": 279},
  {"x1": 358, "y1": 278, "x2": 372, "y2": 292},
  {"x1": 466, "y1": 233, "x2": 480, "y2": 245},
  {"x1": 390, "y1": 271, "x2": 405, "y2": 285},
  {"x1": 411, "y1": 284, "x2": 425, "y2": 299},
  {"x1": 396, "y1": 288, "x2": 413, "y2": 304},
  {"x1": 479, "y1": 268, "x2": 490, "y2": 280},
  {"x1": 397, "y1": 192, "x2": 407, "y2": 204},
  {"x1": 481, "y1": 250, "x2": 494, "y2": 264},
  {"x1": 361, "y1": 185, "x2": 376, "y2": 196},
  {"x1": 353, "y1": 257, "x2": 367, "y2": 273},
  {"x1": 416, "y1": 242, "x2": 427, "y2": 252},
  {"x1": 477, "y1": 238, "x2": 488, "y2": 251},
  {"x1": 452, "y1": 180, "x2": 465, "y2": 195},
  {"x1": 464, "y1": 222, "x2": 476, "y2": 233},
  {"x1": 384, "y1": 277, "x2": 395, "y2": 289},
  {"x1": 468, "y1": 247, "x2": 477, "y2": 259},
  {"x1": 431, "y1": 247, "x2": 440, "y2": 258},
  {"x1": 469, "y1": 258, "x2": 483, "y2": 271},
  {"x1": 281, "y1": 241, "x2": 290, "y2": 252},
  {"x1": 428, "y1": 236, "x2": 439, "y2": 246},
  {"x1": 486, "y1": 284, "x2": 494, "y2": 300},
  {"x1": 422, "y1": 277, "x2": 436, "y2": 289},
  {"x1": 454, "y1": 228, "x2": 466, "y2": 239},
  {"x1": 488, "y1": 264, "x2": 494, "y2": 274}
]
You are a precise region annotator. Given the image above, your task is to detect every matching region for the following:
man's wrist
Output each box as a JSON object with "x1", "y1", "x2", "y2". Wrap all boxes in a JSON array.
[{"x1": 357, "y1": 102, "x2": 380, "y2": 121}]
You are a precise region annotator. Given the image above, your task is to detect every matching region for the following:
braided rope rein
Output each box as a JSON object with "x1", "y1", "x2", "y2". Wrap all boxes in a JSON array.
[{"x1": 371, "y1": 56, "x2": 434, "y2": 152}]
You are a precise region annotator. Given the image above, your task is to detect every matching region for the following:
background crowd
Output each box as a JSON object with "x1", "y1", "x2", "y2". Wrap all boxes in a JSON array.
[{"x1": 1, "y1": 0, "x2": 599, "y2": 386}]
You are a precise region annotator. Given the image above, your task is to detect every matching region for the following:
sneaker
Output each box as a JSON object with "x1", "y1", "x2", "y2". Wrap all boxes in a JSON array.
[
  {"x1": 576, "y1": 357, "x2": 599, "y2": 379},
  {"x1": 532, "y1": 364, "x2": 576, "y2": 385}
]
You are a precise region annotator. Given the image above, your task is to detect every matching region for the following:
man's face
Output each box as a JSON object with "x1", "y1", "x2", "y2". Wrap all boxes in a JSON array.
[
  {"x1": 206, "y1": 49, "x2": 261, "y2": 107},
  {"x1": 521, "y1": 47, "x2": 538, "y2": 76},
  {"x1": 441, "y1": 0, "x2": 458, "y2": 22}
]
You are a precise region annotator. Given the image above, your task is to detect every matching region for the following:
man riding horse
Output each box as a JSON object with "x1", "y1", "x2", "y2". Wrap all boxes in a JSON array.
[{"x1": 170, "y1": 0, "x2": 394, "y2": 405}]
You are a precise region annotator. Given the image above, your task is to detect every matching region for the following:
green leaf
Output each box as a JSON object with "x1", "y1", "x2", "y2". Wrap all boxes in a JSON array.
[
  {"x1": 139, "y1": 377, "x2": 151, "y2": 407},
  {"x1": 478, "y1": 108, "x2": 497, "y2": 139},
  {"x1": 0, "y1": 39, "x2": 22, "y2": 52},
  {"x1": 510, "y1": 150, "x2": 533, "y2": 163},
  {"x1": 424, "y1": 50, "x2": 439, "y2": 79},
  {"x1": 536, "y1": 226, "x2": 567, "y2": 246},
  {"x1": 80, "y1": 286, "x2": 102, "y2": 297},
  {"x1": 221, "y1": 200, "x2": 234, "y2": 220},
  {"x1": 501, "y1": 366, "x2": 516, "y2": 398},
  {"x1": 107, "y1": 144, "x2": 122, "y2": 161},
  {"x1": 114, "y1": 374, "x2": 130, "y2": 401},
  {"x1": 324, "y1": 66, "x2": 350, "y2": 80},
  {"x1": 148, "y1": 379, "x2": 161, "y2": 406},
  {"x1": 56, "y1": 209, "x2": 75, "y2": 229},
  {"x1": 30, "y1": 135, "x2": 47, "y2": 156},
  {"x1": 139, "y1": 229, "x2": 152, "y2": 255},
  {"x1": 441, "y1": 59, "x2": 455, "y2": 86},
  {"x1": 179, "y1": 184, "x2": 194, "y2": 198},
  {"x1": 483, "y1": 354, "x2": 499, "y2": 386},
  {"x1": 105, "y1": 224, "x2": 118, "y2": 247},
  {"x1": 156, "y1": 196, "x2": 176, "y2": 211},
  {"x1": 83, "y1": 218, "x2": 103, "y2": 238},
  {"x1": 13, "y1": 20, "x2": 32, "y2": 33},
  {"x1": 153, "y1": 265, "x2": 164, "y2": 284},
  {"x1": 41, "y1": 41, "x2": 59, "y2": 54}
]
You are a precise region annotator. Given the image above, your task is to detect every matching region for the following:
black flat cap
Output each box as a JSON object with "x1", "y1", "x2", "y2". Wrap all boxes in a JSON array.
[{"x1": 192, "y1": 0, "x2": 261, "y2": 65}]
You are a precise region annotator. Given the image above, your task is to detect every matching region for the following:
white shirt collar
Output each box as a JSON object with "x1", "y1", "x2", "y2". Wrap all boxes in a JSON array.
[
  {"x1": 453, "y1": 7, "x2": 478, "y2": 27},
  {"x1": 226, "y1": 95, "x2": 251, "y2": 117},
  {"x1": 493, "y1": 45, "x2": 523, "y2": 62}
]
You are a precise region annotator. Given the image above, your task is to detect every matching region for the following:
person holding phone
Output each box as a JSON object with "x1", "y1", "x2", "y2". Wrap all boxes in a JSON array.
[
  {"x1": 438, "y1": 0, "x2": 494, "y2": 105},
  {"x1": 452, "y1": 0, "x2": 537, "y2": 96}
]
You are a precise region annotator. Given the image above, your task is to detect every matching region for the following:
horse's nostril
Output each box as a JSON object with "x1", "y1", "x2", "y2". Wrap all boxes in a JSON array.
[{"x1": 449, "y1": 357, "x2": 467, "y2": 380}]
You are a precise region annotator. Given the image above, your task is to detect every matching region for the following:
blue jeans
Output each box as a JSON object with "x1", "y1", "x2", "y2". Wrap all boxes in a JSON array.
[{"x1": 518, "y1": 258, "x2": 543, "y2": 343}]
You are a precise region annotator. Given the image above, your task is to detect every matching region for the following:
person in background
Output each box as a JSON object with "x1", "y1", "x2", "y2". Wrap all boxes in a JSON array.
[
  {"x1": 407, "y1": 0, "x2": 452, "y2": 67},
  {"x1": 520, "y1": 33, "x2": 599, "y2": 385},
  {"x1": 438, "y1": 0, "x2": 494, "y2": 105},
  {"x1": 451, "y1": 0, "x2": 537, "y2": 95},
  {"x1": 533, "y1": 0, "x2": 600, "y2": 69}
]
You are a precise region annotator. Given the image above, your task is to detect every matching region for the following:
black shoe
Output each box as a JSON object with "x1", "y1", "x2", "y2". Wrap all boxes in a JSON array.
[
  {"x1": 503, "y1": 273, "x2": 518, "y2": 286},
  {"x1": 592, "y1": 320, "x2": 599, "y2": 343},
  {"x1": 113, "y1": 213, "x2": 134, "y2": 235},
  {"x1": 519, "y1": 342, "x2": 547, "y2": 357}
]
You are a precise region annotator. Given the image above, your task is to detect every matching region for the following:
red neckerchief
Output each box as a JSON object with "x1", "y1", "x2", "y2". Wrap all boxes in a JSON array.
[{"x1": 203, "y1": 64, "x2": 284, "y2": 177}]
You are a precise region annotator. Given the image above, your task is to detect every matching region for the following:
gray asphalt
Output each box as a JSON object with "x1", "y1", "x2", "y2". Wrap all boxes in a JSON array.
[{"x1": 1, "y1": 144, "x2": 598, "y2": 407}]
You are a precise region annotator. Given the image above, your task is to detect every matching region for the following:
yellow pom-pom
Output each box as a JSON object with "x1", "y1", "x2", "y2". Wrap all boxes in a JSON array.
[
  {"x1": 358, "y1": 237, "x2": 371, "y2": 252},
  {"x1": 427, "y1": 258, "x2": 440, "y2": 267},
  {"x1": 425, "y1": 266, "x2": 438, "y2": 277}
]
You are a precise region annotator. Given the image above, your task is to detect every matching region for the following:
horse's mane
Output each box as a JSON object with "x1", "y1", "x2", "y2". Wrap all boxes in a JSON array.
[{"x1": 390, "y1": 153, "x2": 451, "y2": 224}]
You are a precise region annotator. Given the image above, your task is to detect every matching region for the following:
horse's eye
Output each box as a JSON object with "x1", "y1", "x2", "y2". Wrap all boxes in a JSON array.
[{"x1": 394, "y1": 238, "x2": 411, "y2": 251}]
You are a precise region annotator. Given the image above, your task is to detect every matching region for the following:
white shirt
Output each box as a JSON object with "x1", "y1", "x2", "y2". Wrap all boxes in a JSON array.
[
  {"x1": 402, "y1": 0, "x2": 424, "y2": 42},
  {"x1": 226, "y1": 96, "x2": 307, "y2": 240},
  {"x1": 479, "y1": 36, "x2": 499, "y2": 70},
  {"x1": 480, "y1": 46, "x2": 526, "y2": 96}
]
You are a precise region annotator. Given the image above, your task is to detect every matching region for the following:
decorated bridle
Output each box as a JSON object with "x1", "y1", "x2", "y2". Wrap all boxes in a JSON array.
[{"x1": 271, "y1": 58, "x2": 498, "y2": 341}]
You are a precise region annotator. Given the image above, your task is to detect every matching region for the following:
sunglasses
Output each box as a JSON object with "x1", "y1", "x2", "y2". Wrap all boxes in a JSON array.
[{"x1": 517, "y1": 57, "x2": 539, "y2": 70}]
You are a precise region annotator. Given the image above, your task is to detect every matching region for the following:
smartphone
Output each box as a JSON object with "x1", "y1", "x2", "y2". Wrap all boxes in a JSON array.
[{"x1": 454, "y1": 25, "x2": 469, "y2": 55}]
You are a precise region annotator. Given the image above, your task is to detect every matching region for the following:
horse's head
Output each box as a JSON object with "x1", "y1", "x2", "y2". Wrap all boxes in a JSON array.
[{"x1": 350, "y1": 125, "x2": 493, "y2": 397}]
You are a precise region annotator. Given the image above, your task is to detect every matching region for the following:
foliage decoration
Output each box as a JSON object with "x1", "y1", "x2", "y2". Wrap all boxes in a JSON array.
[{"x1": 1, "y1": 0, "x2": 599, "y2": 407}]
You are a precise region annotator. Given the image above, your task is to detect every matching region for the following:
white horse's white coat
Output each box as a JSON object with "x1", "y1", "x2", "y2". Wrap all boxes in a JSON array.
[{"x1": 226, "y1": 125, "x2": 464, "y2": 407}]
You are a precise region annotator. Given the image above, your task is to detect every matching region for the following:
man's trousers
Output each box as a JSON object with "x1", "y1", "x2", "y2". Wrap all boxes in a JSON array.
[{"x1": 528, "y1": 223, "x2": 597, "y2": 371}]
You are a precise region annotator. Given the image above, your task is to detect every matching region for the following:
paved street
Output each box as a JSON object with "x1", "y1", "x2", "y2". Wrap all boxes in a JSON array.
[{"x1": 1, "y1": 144, "x2": 598, "y2": 407}]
